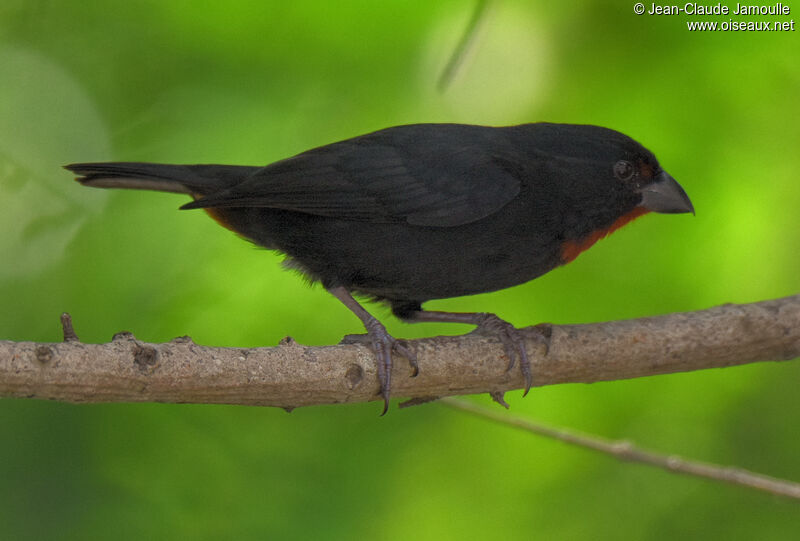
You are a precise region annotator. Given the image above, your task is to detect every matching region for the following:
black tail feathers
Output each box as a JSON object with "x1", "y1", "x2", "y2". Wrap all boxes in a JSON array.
[{"x1": 65, "y1": 162, "x2": 260, "y2": 197}]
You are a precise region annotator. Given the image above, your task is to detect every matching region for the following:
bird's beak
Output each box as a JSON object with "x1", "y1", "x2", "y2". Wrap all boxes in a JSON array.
[{"x1": 639, "y1": 171, "x2": 694, "y2": 215}]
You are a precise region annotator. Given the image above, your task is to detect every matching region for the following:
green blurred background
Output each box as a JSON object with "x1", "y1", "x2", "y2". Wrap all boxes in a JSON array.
[{"x1": 1, "y1": 1, "x2": 798, "y2": 538}]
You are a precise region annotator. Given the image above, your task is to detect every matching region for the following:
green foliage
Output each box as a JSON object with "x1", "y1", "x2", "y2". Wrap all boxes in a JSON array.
[{"x1": 1, "y1": 1, "x2": 798, "y2": 538}]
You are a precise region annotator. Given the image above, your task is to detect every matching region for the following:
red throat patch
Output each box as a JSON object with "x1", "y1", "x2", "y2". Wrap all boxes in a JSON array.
[{"x1": 560, "y1": 207, "x2": 649, "y2": 264}]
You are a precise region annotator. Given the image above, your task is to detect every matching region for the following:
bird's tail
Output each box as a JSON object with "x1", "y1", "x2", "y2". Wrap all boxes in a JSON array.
[{"x1": 64, "y1": 162, "x2": 260, "y2": 197}]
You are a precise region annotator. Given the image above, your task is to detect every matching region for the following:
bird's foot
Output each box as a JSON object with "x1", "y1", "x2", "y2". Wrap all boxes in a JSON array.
[
  {"x1": 471, "y1": 314, "x2": 550, "y2": 396},
  {"x1": 341, "y1": 325, "x2": 417, "y2": 414}
]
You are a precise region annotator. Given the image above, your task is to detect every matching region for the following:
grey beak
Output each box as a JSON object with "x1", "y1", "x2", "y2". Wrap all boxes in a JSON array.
[{"x1": 639, "y1": 171, "x2": 695, "y2": 215}]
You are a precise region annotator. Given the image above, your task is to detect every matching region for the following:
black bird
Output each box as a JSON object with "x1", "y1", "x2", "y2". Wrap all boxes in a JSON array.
[{"x1": 66, "y1": 122, "x2": 694, "y2": 412}]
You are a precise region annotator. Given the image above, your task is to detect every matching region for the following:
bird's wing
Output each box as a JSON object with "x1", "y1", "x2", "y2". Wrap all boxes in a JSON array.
[{"x1": 181, "y1": 129, "x2": 522, "y2": 227}]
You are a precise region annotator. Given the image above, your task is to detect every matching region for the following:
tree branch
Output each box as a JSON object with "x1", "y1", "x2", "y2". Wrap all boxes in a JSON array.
[
  {"x1": 1, "y1": 295, "x2": 798, "y2": 408},
  {"x1": 437, "y1": 0, "x2": 492, "y2": 92},
  {"x1": 441, "y1": 398, "x2": 800, "y2": 501}
]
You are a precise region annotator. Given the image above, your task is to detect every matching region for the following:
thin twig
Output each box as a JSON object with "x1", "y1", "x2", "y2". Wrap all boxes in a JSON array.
[
  {"x1": 60, "y1": 312, "x2": 79, "y2": 342},
  {"x1": 440, "y1": 397, "x2": 800, "y2": 501},
  {"x1": 437, "y1": 0, "x2": 491, "y2": 92}
]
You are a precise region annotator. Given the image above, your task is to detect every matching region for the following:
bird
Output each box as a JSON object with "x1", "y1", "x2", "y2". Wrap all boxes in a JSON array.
[{"x1": 66, "y1": 122, "x2": 694, "y2": 413}]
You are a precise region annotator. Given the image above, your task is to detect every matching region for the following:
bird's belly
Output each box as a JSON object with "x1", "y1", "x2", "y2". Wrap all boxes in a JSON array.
[{"x1": 217, "y1": 207, "x2": 563, "y2": 302}]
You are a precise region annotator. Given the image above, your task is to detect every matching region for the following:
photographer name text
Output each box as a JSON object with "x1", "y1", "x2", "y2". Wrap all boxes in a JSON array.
[{"x1": 645, "y1": 2, "x2": 790, "y2": 14}]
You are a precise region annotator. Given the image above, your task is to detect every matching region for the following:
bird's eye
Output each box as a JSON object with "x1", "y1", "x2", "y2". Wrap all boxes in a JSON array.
[{"x1": 613, "y1": 160, "x2": 635, "y2": 181}]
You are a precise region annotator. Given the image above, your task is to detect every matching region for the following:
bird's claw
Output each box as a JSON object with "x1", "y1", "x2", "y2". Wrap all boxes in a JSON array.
[
  {"x1": 473, "y1": 314, "x2": 550, "y2": 397},
  {"x1": 395, "y1": 339, "x2": 419, "y2": 377},
  {"x1": 360, "y1": 321, "x2": 417, "y2": 415}
]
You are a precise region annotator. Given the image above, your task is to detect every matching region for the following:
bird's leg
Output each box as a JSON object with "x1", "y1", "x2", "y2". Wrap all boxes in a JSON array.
[
  {"x1": 327, "y1": 286, "x2": 417, "y2": 414},
  {"x1": 401, "y1": 310, "x2": 550, "y2": 398}
]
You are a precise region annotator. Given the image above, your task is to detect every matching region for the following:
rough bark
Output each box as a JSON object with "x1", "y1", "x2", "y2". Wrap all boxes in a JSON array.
[{"x1": 1, "y1": 295, "x2": 798, "y2": 409}]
